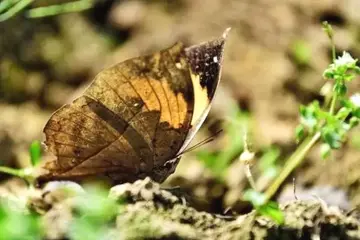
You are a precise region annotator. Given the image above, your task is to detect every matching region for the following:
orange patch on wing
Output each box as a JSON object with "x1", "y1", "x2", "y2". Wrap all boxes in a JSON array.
[
  {"x1": 131, "y1": 78, "x2": 161, "y2": 111},
  {"x1": 161, "y1": 80, "x2": 180, "y2": 128},
  {"x1": 148, "y1": 78, "x2": 172, "y2": 124},
  {"x1": 176, "y1": 93, "x2": 188, "y2": 127}
]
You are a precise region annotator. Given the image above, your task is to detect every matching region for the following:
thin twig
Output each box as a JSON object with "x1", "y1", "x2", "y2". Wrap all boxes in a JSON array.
[
  {"x1": 245, "y1": 164, "x2": 257, "y2": 191},
  {"x1": 293, "y1": 177, "x2": 298, "y2": 200}
]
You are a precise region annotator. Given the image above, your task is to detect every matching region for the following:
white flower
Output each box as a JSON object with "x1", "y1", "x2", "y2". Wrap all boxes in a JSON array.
[
  {"x1": 333, "y1": 51, "x2": 356, "y2": 67},
  {"x1": 350, "y1": 93, "x2": 360, "y2": 107}
]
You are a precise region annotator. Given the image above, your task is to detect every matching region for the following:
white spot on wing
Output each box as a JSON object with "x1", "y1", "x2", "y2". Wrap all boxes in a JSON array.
[{"x1": 213, "y1": 56, "x2": 218, "y2": 63}]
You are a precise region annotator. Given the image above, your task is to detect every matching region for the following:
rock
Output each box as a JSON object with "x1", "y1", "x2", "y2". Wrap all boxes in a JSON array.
[
  {"x1": 109, "y1": 177, "x2": 180, "y2": 205},
  {"x1": 108, "y1": 0, "x2": 146, "y2": 30}
]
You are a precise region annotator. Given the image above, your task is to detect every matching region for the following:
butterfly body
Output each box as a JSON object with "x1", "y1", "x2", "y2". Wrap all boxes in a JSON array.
[{"x1": 37, "y1": 29, "x2": 229, "y2": 185}]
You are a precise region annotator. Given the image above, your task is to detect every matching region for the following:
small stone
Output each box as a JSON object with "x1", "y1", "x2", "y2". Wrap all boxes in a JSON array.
[
  {"x1": 109, "y1": 183, "x2": 132, "y2": 200},
  {"x1": 108, "y1": 0, "x2": 146, "y2": 30}
]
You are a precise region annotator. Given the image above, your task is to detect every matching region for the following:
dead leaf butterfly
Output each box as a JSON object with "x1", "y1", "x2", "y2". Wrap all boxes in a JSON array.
[{"x1": 36, "y1": 28, "x2": 230, "y2": 185}]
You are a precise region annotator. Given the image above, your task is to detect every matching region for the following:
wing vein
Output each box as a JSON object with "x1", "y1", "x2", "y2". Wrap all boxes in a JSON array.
[
  {"x1": 164, "y1": 50, "x2": 189, "y2": 127},
  {"x1": 56, "y1": 116, "x2": 110, "y2": 143},
  {"x1": 46, "y1": 128, "x2": 99, "y2": 146},
  {"x1": 160, "y1": 78, "x2": 173, "y2": 124},
  {"x1": 70, "y1": 109, "x2": 117, "y2": 139},
  {"x1": 130, "y1": 61, "x2": 162, "y2": 142},
  {"x1": 53, "y1": 141, "x2": 89, "y2": 150},
  {"x1": 118, "y1": 68, "x2": 150, "y2": 111},
  {"x1": 55, "y1": 106, "x2": 147, "y2": 174},
  {"x1": 102, "y1": 78, "x2": 136, "y2": 116}
]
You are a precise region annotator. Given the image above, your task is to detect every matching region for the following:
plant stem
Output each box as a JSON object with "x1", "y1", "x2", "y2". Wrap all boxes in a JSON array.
[
  {"x1": 0, "y1": 166, "x2": 25, "y2": 178},
  {"x1": 0, "y1": 0, "x2": 33, "y2": 22},
  {"x1": 245, "y1": 164, "x2": 257, "y2": 191},
  {"x1": 0, "y1": 166, "x2": 34, "y2": 184},
  {"x1": 0, "y1": 0, "x2": 20, "y2": 13},
  {"x1": 331, "y1": 42, "x2": 336, "y2": 61},
  {"x1": 329, "y1": 93, "x2": 337, "y2": 115},
  {"x1": 264, "y1": 132, "x2": 321, "y2": 202},
  {"x1": 27, "y1": 0, "x2": 94, "y2": 18}
]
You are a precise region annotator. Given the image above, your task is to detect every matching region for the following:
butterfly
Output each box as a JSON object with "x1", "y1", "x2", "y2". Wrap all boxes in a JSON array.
[{"x1": 36, "y1": 28, "x2": 230, "y2": 185}]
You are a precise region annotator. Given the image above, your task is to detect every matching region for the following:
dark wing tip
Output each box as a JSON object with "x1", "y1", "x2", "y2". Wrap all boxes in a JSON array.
[{"x1": 185, "y1": 28, "x2": 230, "y2": 99}]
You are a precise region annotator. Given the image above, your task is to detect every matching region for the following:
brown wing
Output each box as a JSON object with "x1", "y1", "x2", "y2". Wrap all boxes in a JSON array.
[
  {"x1": 37, "y1": 42, "x2": 194, "y2": 184},
  {"x1": 37, "y1": 29, "x2": 229, "y2": 185}
]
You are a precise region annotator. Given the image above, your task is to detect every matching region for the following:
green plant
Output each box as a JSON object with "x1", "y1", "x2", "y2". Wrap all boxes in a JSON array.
[
  {"x1": 226, "y1": 22, "x2": 359, "y2": 225},
  {"x1": 0, "y1": 0, "x2": 95, "y2": 22},
  {"x1": 68, "y1": 185, "x2": 120, "y2": 240},
  {"x1": 197, "y1": 105, "x2": 249, "y2": 180},
  {"x1": 0, "y1": 196, "x2": 43, "y2": 240},
  {"x1": 0, "y1": 140, "x2": 40, "y2": 185},
  {"x1": 239, "y1": 138, "x2": 284, "y2": 225},
  {"x1": 0, "y1": 181, "x2": 124, "y2": 240},
  {"x1": 264, "y1": 21, "x2": 360, "y2": 201},
  {"x1": 243, "y1": 189, "x2": 284, "y2": 225},
  {"x1": 290, "y1": 39, "x2": 311, "y2": 66}
]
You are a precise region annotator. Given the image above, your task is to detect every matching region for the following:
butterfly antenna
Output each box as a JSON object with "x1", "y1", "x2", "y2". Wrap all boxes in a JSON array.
[{"x1": 176, "y1": 129, "x2": 223, "y2": 157}]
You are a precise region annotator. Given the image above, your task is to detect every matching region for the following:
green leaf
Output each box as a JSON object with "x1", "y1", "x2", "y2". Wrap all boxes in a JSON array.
[
  {"x1": 290, "y1": 40, "x2": 311, "y2": 65},
  {"x1": 323, "y1": 69, "x2": 334, "y2": 79},
  {"x1": 70, "y1": 184, "x2": 119, "y2": 240},
  {"x1": 341, "y1": 122, "x2": 351, "y2": 131},
  {"x1": 244, "y1": 189, "x2": 285, "y2": 224},
  {"x1": 350, "y1": 117, "x2": 359, "y2": 128},
  {"x1": 262, "y1": 166, "x2": 279, "y2": 179},
  {"x1": 197, "y1": 105, "x2": 249, "y2": 179},
  {"x1": 257, "y1": 201, "x2": 284, "y2": 225},
  {"x1": 344, "y1": 73, "x2": 355, "y2": 82},
  {"x1": 334, "y1": 82, "x2": 347, "y2": 96},
  {"x1": 0, "y1": 200, "x2": 43, "y2": 240},
  {"x1": 353, "y1": 108, "x2": 360, "y2": 118},
  {"x1": 70, "y1": 217, "x2": 109, "y2": 240},
  {"x1": 299, "y1": 102, "x2": 321, "y2": 130},
  {"x1": 295, "y1": 125, "x2": 305, "y2": 142},
  {"x1": 75, "y1": 185, "x2": 118, "y2": 222},
  {"x1": 320, "y1": 143, "x2": 331, "y2": 159},
  {"x1": 321, "y1": 127, "x2": 342, "y2": 149},
  {"x1": 259, "y1": 147, "x2": 280, "y2": 171},
  {"x1": 243, "y1": 189, "x2": 266, "y2": 207},
  {"x1": 197, "y1": 151, "x2": 223, "y2": 177},
  {"x1": 354, "y1": 66, "x2": 360, "y2": 74},
  {"x1": 336, "y1": 107, "x2": 351, "y2": 120},
  {"x1": 29, "y1": 140, "x2": 41, "y2": 166}
]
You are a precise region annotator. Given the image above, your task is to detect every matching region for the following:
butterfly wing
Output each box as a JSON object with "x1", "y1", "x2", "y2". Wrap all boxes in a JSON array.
[
  {"x1": 150, "y1": 30, "x2": 229, "y2": 181},
  {"x1": 179, "y1": 28, "x2": 230, "y2": 154},
  {"x1": 37, "y1": 42, "x2": 195, "y2": 184},
  {"x1": 37, "y1": 30, "x2": 228, "y2": 185}
]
